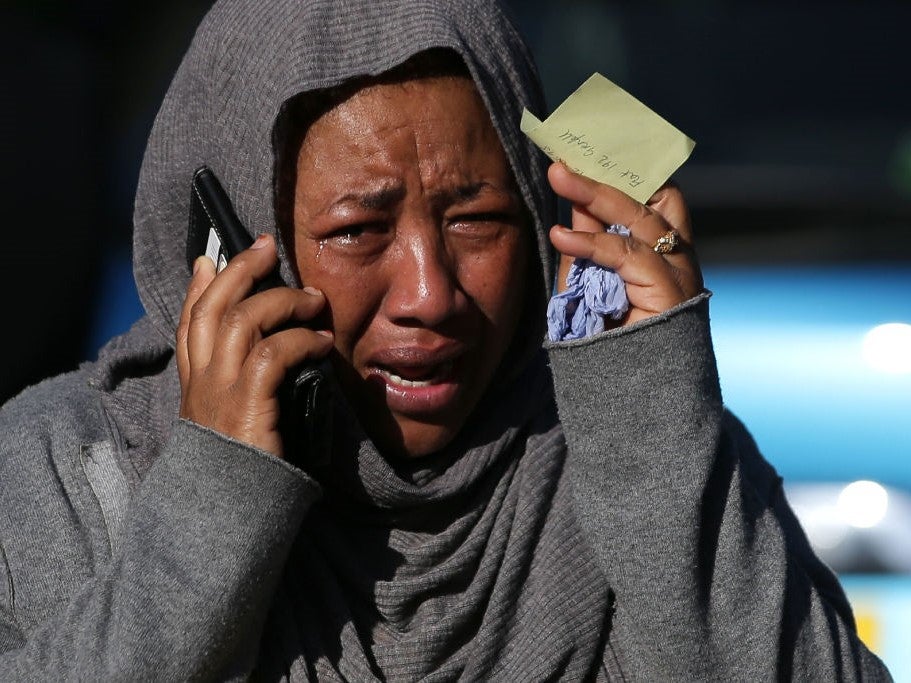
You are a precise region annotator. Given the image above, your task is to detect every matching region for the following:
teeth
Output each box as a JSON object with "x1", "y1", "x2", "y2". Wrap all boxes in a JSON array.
[
  {"x1": 378, "y1": 361, "x2": 452, "y2": 388},
  {"x1": 383, "y1": 370, "x2": 433, "y2": 388}
]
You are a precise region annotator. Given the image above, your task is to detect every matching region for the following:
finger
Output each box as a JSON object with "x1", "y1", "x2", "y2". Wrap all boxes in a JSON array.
[
  {"x1": 548, "y1": 163, "x2": 674, "y2": 248},
  {"x1": 646, "y1": 183, "x2": 693, "y2": 243},
  {"x1": 556, "y1": 203, "x2": 605, "y2": 292},
  {"x1": 646, "y1": 184, "x2": 702, "y2": 290},
  {"x1": 178, "y1": 256, "x2": 217, "y2": 381},
  {"x1": 570, "y1": 203, "x2": 603, "y2": 234},
  {"x1": 549, "y1": 163, "x2": 699, "y2": 287},
  {"x1": 208, "y1": 286, "x2": 329, "y2": 376},
  {"x1": 548, "y1": 163, "x2": 646, "y2": 228},
  {"x1": 236, "y1": 327, "x2": 335, "y2": 403},
  {"x1": 185, "y1": 233, "x2": 279, "y2": 371},
  {"x1": 549, "y1": 225, "x2": 686, "y2": 312}
]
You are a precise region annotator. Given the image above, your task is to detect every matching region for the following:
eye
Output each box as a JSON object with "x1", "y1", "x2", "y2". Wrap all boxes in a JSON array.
[
  {"x1": 448, "y1": 211, "x2": 519, "y2": 238},
  {"x1": 326, "y1": 221, "x2": 389, "y2": 251},
  {"x1": 457, "y1": 211, "x2": 513, "y2": 223}
]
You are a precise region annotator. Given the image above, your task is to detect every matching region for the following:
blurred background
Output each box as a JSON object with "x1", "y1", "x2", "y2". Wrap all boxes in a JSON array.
[{"x1": 2, "y1": 0, "x2": 909, "y2": 675}]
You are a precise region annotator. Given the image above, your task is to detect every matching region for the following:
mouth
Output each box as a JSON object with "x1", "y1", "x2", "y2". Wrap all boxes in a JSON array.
[
  {"x1": 372, "y1": 360, "x2": 454, "y2": 388},
  {"x1": 365, "y1": 347, "x2": 465, "y2": 415}
]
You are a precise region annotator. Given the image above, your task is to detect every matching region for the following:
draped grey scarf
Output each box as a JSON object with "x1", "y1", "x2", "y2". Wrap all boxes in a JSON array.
[
  {"x1": 251, "y1": 355, "x2": 611, "y2": 680},
  {"x1": 111, "y1": 0, "x2": 614, "y2": 678}
]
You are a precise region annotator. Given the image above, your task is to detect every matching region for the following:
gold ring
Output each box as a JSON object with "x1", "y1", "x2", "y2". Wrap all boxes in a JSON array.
[{"x1": 653, "y1": 229, "x2": 680, "y2": 254}]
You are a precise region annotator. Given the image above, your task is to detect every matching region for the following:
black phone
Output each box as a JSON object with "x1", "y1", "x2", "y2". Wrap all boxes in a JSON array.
[
  {"x1": 187, "y1": 165, "x2": 332, "y2": 465},
  {"x1": 186, "y1": 166, "x2": 284, "y2": 286}
]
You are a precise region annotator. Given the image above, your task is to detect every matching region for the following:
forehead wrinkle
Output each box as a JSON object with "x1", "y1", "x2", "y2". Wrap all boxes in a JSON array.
[
  {"x1": 304, "y1": 93, "x2": 416, "y2": 161},
  {"x1": 411, "y1": 113, "x2": 497, "y2": 197},
  {"x1": 298, "y1": 78, "x2": 510, "y2": 220}
]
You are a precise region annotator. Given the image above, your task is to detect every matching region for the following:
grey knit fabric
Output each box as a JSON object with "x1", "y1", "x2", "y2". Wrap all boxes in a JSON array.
[
  {"x1": 248, "y1": 360, "x2": 611, "y2": 680},
  {"x1": 0, "y1": 0, "x2": 893, "y2": 680}
]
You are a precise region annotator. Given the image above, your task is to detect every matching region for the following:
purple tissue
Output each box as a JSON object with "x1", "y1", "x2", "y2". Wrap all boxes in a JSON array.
[{"x1": 546, "y1": 224, "x2": 630, "y2": 341}]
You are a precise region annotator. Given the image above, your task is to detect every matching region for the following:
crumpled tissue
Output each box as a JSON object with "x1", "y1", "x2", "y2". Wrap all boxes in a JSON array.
[{"x1": 546, "y1": 224, "x2": 630, "y2": 341}]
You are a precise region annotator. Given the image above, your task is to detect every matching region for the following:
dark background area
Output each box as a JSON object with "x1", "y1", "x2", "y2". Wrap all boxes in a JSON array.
[
  {"x1": 2, "y1": 0, "x2": 910, "y2": 403},
  {"x1": 1, "y1": 0, "x2": 212, "y2": 401}
]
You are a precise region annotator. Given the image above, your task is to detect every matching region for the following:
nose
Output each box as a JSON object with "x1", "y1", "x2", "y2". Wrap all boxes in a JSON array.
[{"x1": 383, "y1": 224, "x2": 463, "y2": 328}]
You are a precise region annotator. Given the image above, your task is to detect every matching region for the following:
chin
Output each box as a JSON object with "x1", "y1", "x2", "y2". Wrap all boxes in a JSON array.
[
  {"x1": 370, "y1": 415, "x2": 462, "y2": 459},
  {"x1": 398, "y1": 425, "x2": 460, "y2": 458}
]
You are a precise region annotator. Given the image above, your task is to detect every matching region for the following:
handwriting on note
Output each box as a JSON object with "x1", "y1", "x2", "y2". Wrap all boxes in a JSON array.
[{"x1": 520, "y1": 73, "x2": 695, "y2": 203}]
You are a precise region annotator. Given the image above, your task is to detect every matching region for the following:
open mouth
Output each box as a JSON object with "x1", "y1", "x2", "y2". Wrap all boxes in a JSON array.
[{"x1": 373, "y1": 360, "x2": 454, "y2": 388}]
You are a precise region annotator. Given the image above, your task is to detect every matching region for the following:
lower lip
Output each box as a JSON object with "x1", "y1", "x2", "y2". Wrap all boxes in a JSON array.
[{"x1": 370, "y1": 369, "x2": 461, "y2": 415}]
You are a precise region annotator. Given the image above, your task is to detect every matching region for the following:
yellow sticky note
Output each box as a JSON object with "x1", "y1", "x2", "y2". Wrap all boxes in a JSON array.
[{"x1": 520, "y1": 73, "x2": 695, "y2": 203}]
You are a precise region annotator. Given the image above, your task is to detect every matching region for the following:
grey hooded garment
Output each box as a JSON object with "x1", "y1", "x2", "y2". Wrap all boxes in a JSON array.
[{"x1": 0, "y1": 0, "x2": 891, "y2": 680}]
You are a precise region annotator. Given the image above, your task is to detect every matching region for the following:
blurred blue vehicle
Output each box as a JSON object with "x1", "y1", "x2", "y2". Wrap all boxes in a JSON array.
[{"x1": 707, "y1": 265, "x2": 911, "y2": 678}]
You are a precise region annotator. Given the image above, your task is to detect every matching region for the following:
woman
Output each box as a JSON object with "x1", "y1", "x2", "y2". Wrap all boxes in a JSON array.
[{"x1": 0, "y1": 0, "x2": 889, "y2": 680}]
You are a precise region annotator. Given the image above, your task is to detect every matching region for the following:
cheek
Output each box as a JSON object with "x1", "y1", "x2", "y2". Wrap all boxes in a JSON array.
[
  {"x1": 462, "y1": 237, "x2": 529, "y2": 330},
  {"x1": 295, "y1": 249, "x2": 382, "y2": 359}
]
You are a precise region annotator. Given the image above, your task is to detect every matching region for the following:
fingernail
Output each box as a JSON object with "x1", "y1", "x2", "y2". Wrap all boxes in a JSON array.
[
  {"x1": 303, "y1": 286, "x2": 323, "y2": 296},
  {"x1": 250, "y1": 233, "x2": 271, "y2": 249},
  {"x1": 316, "y1": 329, "x2": 333, "y2": 338},
  {"x1": 192, "y1": 255, "x2": 212, "y2": 274}
]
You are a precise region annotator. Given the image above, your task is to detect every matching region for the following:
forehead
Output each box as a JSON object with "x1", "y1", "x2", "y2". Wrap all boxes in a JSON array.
[{"x1": 295, "y1": 76, "x2": 508, "y2": 181}]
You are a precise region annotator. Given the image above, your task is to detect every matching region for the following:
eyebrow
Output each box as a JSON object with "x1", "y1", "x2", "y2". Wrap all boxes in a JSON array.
[
  {"x1": 431, "y1": 181, "x2": 520, "y2": 207},
  {"x1": 328, "y1": 185, "x2": 407, "y2": 212},
  {"x1": 324, "y1": 180, "x2": 519, "y2": 214}
]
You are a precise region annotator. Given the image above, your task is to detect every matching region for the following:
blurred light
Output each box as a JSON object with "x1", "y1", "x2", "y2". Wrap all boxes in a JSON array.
[
  {"x1": 838, "y1": 480, "x2": 889, "y2": 528},
  {"x1": 792, "y1": 502, "x2": 848, "y2": 550},
  {"x1": 861, "y1": 323, "x2": 911, "y2": 374}
]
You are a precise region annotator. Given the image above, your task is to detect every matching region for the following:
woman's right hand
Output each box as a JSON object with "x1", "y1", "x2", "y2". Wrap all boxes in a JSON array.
[{"x1": 176, "y1": 233, "x2": 334, "y2": 457}]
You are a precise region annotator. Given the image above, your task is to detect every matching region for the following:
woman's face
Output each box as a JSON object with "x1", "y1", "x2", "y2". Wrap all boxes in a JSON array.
[{"x1": 291, "y1": 75, "x2": 529, "y2": 458}]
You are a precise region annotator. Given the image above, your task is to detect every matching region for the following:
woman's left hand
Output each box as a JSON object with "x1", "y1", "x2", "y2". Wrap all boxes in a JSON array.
[{"x1": 547, "y1": 162, "x2": 703, "y2": 327}]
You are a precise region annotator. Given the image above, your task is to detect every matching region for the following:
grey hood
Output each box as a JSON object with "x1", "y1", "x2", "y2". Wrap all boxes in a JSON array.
[{"x1": 133, "y1": 0, "x2": 554, "y2": 344}]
